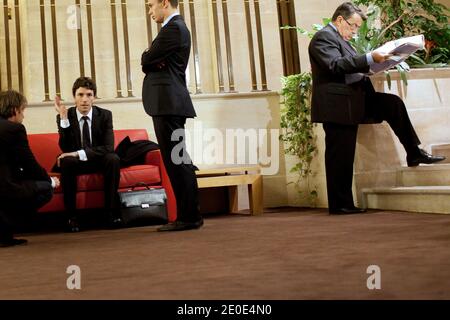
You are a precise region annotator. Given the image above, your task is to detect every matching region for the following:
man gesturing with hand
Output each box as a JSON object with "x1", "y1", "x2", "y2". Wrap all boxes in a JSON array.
[{"x1": 55, "y1": 77, "x2": 122, "y2": 232}]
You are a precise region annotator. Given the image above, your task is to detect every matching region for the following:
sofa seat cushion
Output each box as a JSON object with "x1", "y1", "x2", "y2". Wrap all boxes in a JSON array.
[{"x1": 53, "y1": 164, "x2": 161, "y2": 193}]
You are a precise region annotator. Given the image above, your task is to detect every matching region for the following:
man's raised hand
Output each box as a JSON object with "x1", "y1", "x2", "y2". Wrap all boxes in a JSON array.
[{"x1": 54, "y1": 95, "x2": 68, "y2": 120}]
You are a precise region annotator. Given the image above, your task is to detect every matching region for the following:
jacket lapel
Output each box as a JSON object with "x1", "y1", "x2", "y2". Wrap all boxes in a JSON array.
[
  {"x1": 91, "y1": 106, "x2": 99, "y2": 147},
  {"x1": 343, "y1": 39, "x2": 357, "y2": 56},
  {"x1": 327, "y1": 24, "x2": 357, "y2": 56},
  {"x1": 150, "y1": 15, "x2": 182, "y2": 46}
]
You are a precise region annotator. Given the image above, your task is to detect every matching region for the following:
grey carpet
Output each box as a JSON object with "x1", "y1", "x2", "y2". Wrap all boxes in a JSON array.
[{"x1": 1, "y1": 208, "x2": 450, "y2": 300}]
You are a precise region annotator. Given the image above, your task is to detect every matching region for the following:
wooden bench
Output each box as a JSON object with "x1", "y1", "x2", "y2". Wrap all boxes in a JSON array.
[{"x1": 196, "y1": 166, "x2": 263, "y2": 215}]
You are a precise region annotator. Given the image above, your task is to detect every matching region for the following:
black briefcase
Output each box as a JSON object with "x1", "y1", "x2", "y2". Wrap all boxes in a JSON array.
[{"x1": 119, "y1": 184, "x2": 168, "y2": 225}]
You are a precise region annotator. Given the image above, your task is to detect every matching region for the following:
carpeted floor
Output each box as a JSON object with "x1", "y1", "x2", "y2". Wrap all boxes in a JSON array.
[{"x1": 1, "y1": 208, "x2": 450, "y2": 300}]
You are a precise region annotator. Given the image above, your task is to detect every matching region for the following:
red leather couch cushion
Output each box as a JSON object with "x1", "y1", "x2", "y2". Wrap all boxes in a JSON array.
[{"x1": 70, "y1": 165, "x2": 161, "y2": 192}]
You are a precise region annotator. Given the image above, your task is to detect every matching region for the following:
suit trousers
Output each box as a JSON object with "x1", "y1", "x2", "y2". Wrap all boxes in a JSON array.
[
  {"x1": 152, "y1": 116, "x2": 201, "y2": 222},
  {"x1": 323, "y1": 91, "x2": 421, "y2": 210},
  {"x1": 59, "y1": 153, "x2": 120, "y2": 219},
  {"x1": 0, "y1": 180, "x2": 53, "y2": 240}
]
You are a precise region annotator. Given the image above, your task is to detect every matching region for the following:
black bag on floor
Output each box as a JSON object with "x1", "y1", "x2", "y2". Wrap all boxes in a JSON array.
[{"x1": 119, "y1": 183, "x2": 168, "y2": 225}]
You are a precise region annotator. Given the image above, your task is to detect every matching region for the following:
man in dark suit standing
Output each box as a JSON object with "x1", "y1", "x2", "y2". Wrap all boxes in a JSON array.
[
  {"x1": 0, "y1": 90, "x2": 58, "y2": 247},
  {"x1": 308, "y1": 2, "x2": 445, "y2": 215},
  {"x1": 54, "y1": 77, "x2": 122, "y2": 232},
  {"x1": 141, "y1": 0, "x2": 202, "y2": 231}
]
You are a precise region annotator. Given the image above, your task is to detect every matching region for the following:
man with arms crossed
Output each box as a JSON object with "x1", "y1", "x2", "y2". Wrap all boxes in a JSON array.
[{"x1": 142, "y1": 0, "x2": 202, "y2": 231}]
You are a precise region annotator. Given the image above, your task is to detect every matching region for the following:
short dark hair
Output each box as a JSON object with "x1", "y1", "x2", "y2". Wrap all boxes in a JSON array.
[
  {"x1": 332, "y1": 2, "x2": 367, "y2": 21},
  {"x1": 159, "y1": 0, "x2": 178, "y2": 8},
  {"x1": 0, "y1": 90, "x2": 27, "y2": 119},
  {"x1": 72, "y1": 77, "x2": 97, "y2": 97}
]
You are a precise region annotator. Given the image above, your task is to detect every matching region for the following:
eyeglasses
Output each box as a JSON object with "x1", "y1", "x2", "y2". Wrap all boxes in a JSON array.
[{"x1": 342, "y1": 17, "x2": 361, "y2": 30}]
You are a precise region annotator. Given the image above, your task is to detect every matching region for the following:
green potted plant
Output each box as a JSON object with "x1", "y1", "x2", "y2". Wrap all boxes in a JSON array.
[{"x1": 280, "y1": 72, "x2": 318, "y2": 205}]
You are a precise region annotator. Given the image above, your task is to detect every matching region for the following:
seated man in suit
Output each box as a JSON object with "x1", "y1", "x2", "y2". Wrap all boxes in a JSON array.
[
  {"x1": 308, "y1": 2, "x2": 445, "y2": 215},
  {"x1": 0, "y1": 90, "x2": 59, "y2": 247},
  {"x1": 54, "y1": 77, "x2": 122, "y2": 232}
]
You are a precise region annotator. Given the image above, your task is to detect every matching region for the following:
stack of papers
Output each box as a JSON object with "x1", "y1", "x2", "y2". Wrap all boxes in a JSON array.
[{"x1": 370, "y1": 35, "x2": 424, "y2": 74}]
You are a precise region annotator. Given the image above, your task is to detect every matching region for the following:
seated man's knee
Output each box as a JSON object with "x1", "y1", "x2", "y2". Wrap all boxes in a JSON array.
[
  {"x1": 103, "y1": 153, "x2": 120, "y2": 166},
  {"x1": 390, "y1": 94, "x2": 406, "y2": 108},
  {"x1": 380, "y1": 93, "x2": 407, "y2": 116},
  {"x1": 59, "y1": 156, "x2": 79, "y2": 170}
]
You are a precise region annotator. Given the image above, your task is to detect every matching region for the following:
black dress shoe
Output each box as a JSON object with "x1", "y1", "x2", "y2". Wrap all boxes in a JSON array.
[
  {"x1": 66, "y1": 218, "x2": 81, "y2": 233},
  {"x1": 157, "y1": 218, "x2": 204, "y2": 232},
  {"x1": 329, "y1": 207, "x2": 367, "y2": 215},
  {"x1": 407, "y1": 148, "x2": 445, "y2": 167},
  {"x1": 0, "y1": 238, "x2": 28, "y2": 248}
]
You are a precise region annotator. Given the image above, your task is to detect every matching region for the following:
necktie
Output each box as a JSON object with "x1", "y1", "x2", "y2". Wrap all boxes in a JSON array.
[{"x1": 81, "y1": 116, "x2": 91, "y2": 148}]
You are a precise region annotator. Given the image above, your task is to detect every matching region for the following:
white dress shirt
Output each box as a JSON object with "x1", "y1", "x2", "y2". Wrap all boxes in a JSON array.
[
  {"x1": 162, "y1": 12, "x2": 179, "y2": 28},
  {"x1": 60, "y1": 108, "x2": 93, "y2": 161}
]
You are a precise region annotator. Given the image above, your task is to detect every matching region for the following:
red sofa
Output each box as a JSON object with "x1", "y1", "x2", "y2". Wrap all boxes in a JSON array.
[{"x1": 27, "y1": 129, "x2": 177, "y2": 222}]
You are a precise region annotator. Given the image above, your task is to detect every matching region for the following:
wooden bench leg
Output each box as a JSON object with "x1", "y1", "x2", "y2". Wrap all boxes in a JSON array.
[
  {"x1": 228, "y1": 186, "x2": 238, "y2": 214},
  {"x1": 248, "y1": 175, "x2": 263, "y2": 215}
]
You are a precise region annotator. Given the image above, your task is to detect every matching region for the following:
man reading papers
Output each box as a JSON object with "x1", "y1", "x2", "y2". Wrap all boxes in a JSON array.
[{"x1": 308, "y1": 2, "x2": 445, "y2": 215}]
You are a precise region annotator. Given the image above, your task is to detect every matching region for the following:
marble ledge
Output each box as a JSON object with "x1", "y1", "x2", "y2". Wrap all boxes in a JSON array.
[{"x1": 370, "y1": 67, "x2": 450, "y2": 81}]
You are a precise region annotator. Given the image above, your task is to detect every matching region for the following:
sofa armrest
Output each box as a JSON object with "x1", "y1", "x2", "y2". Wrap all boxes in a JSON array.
[{"x1": 145, "y1": 150, "x2": 177, "y2": 222}]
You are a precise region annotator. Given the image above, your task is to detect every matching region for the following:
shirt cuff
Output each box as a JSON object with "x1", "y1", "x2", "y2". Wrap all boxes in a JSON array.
[
  {"x1": 366, "y1": 52, "x2": 375, "y2": 66},
  {"x1": 60, "y1": 119, "x2": 70, "y2": 128},
  {"x1": 50, "y1": 177, "x2": 56, "y2": 188},
  {"x1": 77, "y1": 150, "x2": 88, "y2": 161}
]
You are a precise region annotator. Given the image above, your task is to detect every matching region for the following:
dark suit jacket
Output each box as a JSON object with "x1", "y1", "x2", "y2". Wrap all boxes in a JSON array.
[
  {"x1": 308, "y1": 24, "x2": 376, "y2": 125},
  {"x1": 0, "y1": 118, "x2": 50, "y2": 201},
  {"x1": 141, "y1": 15, "x2": 196, "y2": 118},
  {"x1": 56, "y1": 106, "x2": 114, "y2": 161},
  {"x1": 114, "y1": 135, "x2": 159, "y2": 167}
]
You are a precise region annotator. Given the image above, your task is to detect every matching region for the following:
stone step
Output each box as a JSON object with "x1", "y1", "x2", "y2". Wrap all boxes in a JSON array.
[
  {"x1": 399, "y1": 163, "x2": 450, "y2": 186},
  {"x1": 430, "y1": 143, "x2": 450, "y2": 164},
  {"x1": 362, "y1": 186, "x2": 450, "y2": 214}
]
